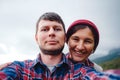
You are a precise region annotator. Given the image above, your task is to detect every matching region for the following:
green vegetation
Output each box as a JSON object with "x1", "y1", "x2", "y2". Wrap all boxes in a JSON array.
[{"x1": 99, "y1": 57, "x2": 120, "y2": 70}]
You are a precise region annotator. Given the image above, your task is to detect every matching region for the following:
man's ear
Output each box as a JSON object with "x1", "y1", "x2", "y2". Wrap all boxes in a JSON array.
[
  {"x1": 35, "y1": 35, "x2": 38, "y2": 43},
  {"x1": 64, "y1": 33, "x2": 67, "y2": 42},
  {"x1": 35, "y1": 35, "x2": 40, "y2": 46}
]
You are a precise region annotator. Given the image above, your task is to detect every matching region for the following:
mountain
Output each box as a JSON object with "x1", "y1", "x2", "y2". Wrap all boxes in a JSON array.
[
  {"x1": 92, "y1": 48, "x2": 120, "y2": 70},
  {"x1": 92, "y1": 48, "x2": 120, "y2": 64}
]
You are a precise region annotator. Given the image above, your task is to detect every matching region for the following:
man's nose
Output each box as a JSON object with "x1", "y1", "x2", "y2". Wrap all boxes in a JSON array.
[{"x1": 49, "y1": 28, "x2": 55, "y2": 37}]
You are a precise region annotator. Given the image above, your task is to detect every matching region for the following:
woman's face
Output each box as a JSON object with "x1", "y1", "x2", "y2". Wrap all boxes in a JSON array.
[{"x1": 68, "y1": 27, "x2": 94, "y2": 62}]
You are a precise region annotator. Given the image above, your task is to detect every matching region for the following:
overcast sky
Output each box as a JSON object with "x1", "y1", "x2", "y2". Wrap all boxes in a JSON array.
[{"x1": 0, "y1": 0, "x2": 120, "y2": 64}]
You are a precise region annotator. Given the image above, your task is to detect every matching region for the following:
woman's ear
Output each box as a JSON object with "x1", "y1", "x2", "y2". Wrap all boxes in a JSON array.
[{"x1": 91, "y1": 50, "x2": 94, "y2": 54}]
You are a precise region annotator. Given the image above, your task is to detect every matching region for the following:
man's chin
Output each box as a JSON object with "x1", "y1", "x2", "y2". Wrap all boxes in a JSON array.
[{"x1": 39, "y1": 46, "x2": 64, "y2": 56}]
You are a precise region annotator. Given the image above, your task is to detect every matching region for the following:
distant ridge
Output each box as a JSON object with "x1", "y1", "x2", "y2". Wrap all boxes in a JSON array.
[{"x1": 92, "y1": 48, "x2": 120, "y2": 64}]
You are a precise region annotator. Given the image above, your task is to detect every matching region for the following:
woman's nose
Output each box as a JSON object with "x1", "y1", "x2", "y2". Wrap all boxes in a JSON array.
[{"x1": 76, "y1": 41, "x2": 85, "y2": 50}]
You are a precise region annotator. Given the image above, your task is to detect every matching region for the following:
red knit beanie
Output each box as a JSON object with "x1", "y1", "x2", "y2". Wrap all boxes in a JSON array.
[{"x1": 66, "y1": 19, "x2": 99, "y2": 52}]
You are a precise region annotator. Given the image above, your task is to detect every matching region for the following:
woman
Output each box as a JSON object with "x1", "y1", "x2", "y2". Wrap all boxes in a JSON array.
[{"x1": 66, "y1": 19, "x2": 103, "y2": 72}]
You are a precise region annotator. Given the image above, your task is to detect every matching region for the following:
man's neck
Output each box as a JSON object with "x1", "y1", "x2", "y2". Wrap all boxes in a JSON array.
[{"x1": 40, "y1": 53, "x2": 62, "y2": 66}]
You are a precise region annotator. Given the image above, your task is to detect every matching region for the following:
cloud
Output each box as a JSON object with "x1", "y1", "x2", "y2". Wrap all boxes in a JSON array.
[
  {"x1": 0, "y1": 43, "x2": 8, "y2": 54},
  {"x1": 0, "y1": 0, "x2": 120, "y2": 64}
]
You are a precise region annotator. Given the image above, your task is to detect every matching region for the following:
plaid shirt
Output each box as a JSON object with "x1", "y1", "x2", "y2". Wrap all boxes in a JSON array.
[
  {"x1": 66, "y1": 53, "x2": 103, "y2": 72},
  {"x1": 0, "y1": 53, "x2": 120, "y2": 80}
]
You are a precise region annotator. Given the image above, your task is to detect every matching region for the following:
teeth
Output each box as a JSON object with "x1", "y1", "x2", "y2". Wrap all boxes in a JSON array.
[{"x1": 76, "y1": 52, "x2": 83, "y2": 54}]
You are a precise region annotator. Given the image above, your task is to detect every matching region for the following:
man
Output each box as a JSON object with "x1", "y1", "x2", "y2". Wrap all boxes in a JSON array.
[
  {"x1": 0, "y1": 12, "x2": 120, "y2": 80},
  {"x1": 0, "y1": 12, "x2": 70, "y2": 80}
]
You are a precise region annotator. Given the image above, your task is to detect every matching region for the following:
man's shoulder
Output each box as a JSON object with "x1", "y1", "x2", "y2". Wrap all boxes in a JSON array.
[{"x1": 11, "y1": 59, "x2": 34, "y2": 68}]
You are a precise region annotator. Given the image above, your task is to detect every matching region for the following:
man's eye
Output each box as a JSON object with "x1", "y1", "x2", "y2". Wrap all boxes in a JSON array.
[
  {"x1": 41, "y1": 29, "x2": 48, "y2": 31},
  {"x1": 55, "y1": 28, "x2": 61, "y2": 31}
]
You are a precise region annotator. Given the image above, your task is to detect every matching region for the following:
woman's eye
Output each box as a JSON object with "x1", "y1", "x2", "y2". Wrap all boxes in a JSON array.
[
  {"x1": 85, "y1": 40, "x2": 93, "y2": 44},
  {"x1": 71, "y1": 36, "x2": 79, "y2": 41},
  {"x1": 72, "y1": 38, "x2": 79, "y2": 42}
]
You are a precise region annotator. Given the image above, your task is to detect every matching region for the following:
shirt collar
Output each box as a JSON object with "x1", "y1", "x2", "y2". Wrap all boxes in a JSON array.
[
  {"x1": 56, "y1": 53, "x2": 70, "y2": 68},
  {"x1": 31, "y1": 53, "x2": 70, "y2": 68}
]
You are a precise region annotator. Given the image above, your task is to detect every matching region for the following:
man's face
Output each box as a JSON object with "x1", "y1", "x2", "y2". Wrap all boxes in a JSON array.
[{"x1": 35, "y1": 20, "x2": 66, "y2": 55}]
